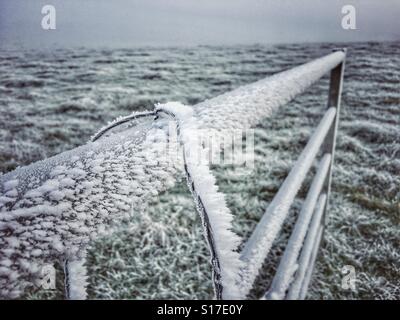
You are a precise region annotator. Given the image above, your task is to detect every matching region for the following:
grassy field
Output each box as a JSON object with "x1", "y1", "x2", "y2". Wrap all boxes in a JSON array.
[{"x1": 3, "y1": 42, "x2": 398, "y2": 300}]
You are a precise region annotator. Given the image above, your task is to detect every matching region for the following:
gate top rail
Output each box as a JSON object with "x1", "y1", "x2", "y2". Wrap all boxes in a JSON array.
[{"x1": 0, "y1": 50, "x2": 345, "y2": 187}]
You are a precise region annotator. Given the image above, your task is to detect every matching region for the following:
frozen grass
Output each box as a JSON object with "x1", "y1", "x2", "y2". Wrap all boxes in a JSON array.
[{"x1": 2, "y1": 42, "x2": 399, "y2": 299}]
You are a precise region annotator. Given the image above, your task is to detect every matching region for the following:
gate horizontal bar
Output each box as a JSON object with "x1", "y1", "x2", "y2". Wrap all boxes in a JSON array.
[
  {"x1": 239, "y1": 108, "x2": 336, "y2": 296},
  {"x1": 265, "y1": 153, "x2": 332, "y2": 299},
  {"x1": 299, "y1": 226, "x2": 324, "y2": 300},
  {"x1": 286, "y1": 194, "x2": 327, "y2": 300}
]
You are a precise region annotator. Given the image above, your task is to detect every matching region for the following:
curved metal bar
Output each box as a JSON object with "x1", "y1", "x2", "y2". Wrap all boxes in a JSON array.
[
  {"x1": 155, "y1": 108, "x2": 224, "y2": 299},
  {"x1": 89, "y1": 106, "x2": 226, "y2": 299},
  {"x1": 91, "y1": 111, "x2": 157, "y2": 142}
]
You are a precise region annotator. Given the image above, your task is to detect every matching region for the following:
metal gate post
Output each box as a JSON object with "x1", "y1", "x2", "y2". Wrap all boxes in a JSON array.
[{"x1": 321, "y1": 49, "x2": 346, "y2": 226}]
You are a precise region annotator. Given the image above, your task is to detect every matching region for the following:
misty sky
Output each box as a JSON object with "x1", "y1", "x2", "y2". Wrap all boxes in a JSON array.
[{"x1": 0, "y1": 0, "x2": 399, "y2": 48}]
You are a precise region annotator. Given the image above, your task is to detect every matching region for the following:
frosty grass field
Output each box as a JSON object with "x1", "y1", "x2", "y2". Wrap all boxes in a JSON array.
[{"x1": 0, "y1": 41, "x2": 399, "y2": 299}]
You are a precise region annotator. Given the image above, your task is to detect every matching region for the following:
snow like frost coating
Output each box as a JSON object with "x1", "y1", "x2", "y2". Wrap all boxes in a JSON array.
[{"x1": 0, "y1": 51, "x2": 345, "y2": 299}]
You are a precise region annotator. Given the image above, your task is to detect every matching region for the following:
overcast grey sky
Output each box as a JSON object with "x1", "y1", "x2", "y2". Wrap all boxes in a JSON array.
[{"x1": 0, "y1": 0, "x2": 399, "y2": 48}]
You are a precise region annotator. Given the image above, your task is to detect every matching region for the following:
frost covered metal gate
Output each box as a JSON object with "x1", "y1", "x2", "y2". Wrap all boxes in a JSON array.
[
  {"x1": 240, "y1": 50, "x2": 346, "y2": 299},
  {"x1": 0, "y1": 49, "x2": 346, "y2": 300}
]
